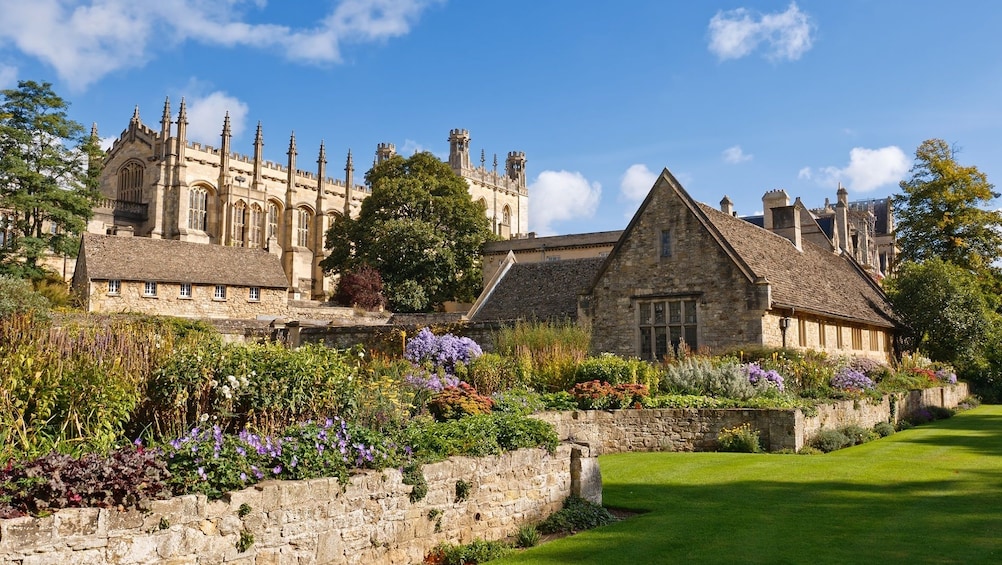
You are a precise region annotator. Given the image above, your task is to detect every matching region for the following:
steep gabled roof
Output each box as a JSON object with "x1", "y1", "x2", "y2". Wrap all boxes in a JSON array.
[
  {"x1": 79, "y1": 234, "x2": 289, "y2": 289},
  {"x1": 587, "y1": 168, "x2": 899, "y2": 328},
  {"x1": 695, "y1": 202, "x2": 898, "y2": 327},
  {"x1": 469, "y1": 257, "x2": 605, "y2": 322}
]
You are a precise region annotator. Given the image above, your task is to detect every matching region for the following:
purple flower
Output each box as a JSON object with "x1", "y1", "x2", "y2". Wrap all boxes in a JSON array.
[
  {"x1": 272, "y1": 465, "x2": 282, "y2": 475},
  {"x1": 745, "y1": 363, "x2": 785, "y2": 392},
  {"x1": 404, "y1": 327, "x2": 483, "y2": 375},
  {"x1": 831, "y1": 367, "x2": 875, "y2": 391}
]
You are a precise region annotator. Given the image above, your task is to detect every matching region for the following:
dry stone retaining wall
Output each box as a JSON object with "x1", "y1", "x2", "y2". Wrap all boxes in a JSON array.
[
  {"x1": 539, "y1": 384, "x2": 969, "y2": 454},
  {"x1": 0, "y1": 445, "x2": 600, "y2": 565}
]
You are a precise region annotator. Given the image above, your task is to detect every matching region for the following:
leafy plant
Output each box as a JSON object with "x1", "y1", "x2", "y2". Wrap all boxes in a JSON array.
[
  {"x1": 425, "y1": 538, "x2": 512, "y2": 565},
  {"x1": 455, "y1": 479, "x2": 471, "y2": 502},
  {"x1": 570, "y1": 380, "x2": 649, "y2": 410},
  {"x1": 873, "y1": 422, "x2": 895, "y2": 438},
  {"x1": 537, "y1": 496, "x2": 616, "y2": 534},
  {"x1": 576, "y1": 354, "x2": 661, "y2": 389},
  {"x1": 236, "y1": 530, "x2": 254, "y2": 552},
  {"x1": 0, "y1": 446, "x2": 171, "y2": 518},
  {"x1": 515, "y1": 523, "x2": 541, "y2": 548},
  {"x1": 403, "y1": 463, "x2": 428, "y2": 503},
  {"x1": 810, "y1": 429, "x2": 852, "y2": 453},
  {"x1": 717, "y1": 423, "x2": 762, "y2": 453},
  {"x1": 427, "y1": 383, "x2": 494, "y2": 421},
  {"x1": 405, "y1": 327, "x2": 483, "y2": 376},
  {"x1": 661, "y1": 356, "x2": 756, "y2": 399},
  {"x1": 332, "y1": 264, "x2": 387, "y2": 310}
]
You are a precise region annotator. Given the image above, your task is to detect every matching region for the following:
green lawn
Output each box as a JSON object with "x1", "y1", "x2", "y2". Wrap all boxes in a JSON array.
[{"x1": 498, "y1": 405, "x2": 1002, "y2": 564}]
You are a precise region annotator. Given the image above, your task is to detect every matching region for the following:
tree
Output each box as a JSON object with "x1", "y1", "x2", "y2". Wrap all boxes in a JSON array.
[
  {"x1": 332, "y1": 264, "x2": 387, "y2": 311},
  {"x1": 885, "y1": 258, "x2": 996, "y2": 372},
  {"x1": 321, "y1": 152, "x2": 494, "y2": 312},
  {"x1": 893, "y1": 138, "x2": 1002, "y2": 276},
  {"x1": 0, "y1": 80, "x2": 100, "y2": 279}
]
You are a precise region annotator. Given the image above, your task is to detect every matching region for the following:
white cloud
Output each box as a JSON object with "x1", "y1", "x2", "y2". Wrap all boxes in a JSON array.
[
  {"x1": 400, "y1": 139, "x2": 425, "y2": 155},
  {"x1": 185, "y1": 91, "x2": 250, "y2": 145},
  {"x1": 0, "y1": 0, "x2": 440, "y2": 90},
  {"x1": 809, "y1": 146, "x2": 909, "y2": 192},
  {"x1": 620, "y1": 164, "x2": 658, "y2": 201},
  {"x1": 99, "y1": 136, "x2": 116, "y2": 151},
  {"x1": 708, "y1": 2, "x2": 814, "y2": 62},
  {"x1": 797, "y1": 166, "x2": 812, "y2": 180},
  {"x1": 528, "y1": 170, "x2": 601, "y2": 236},
  {"x1": 722, "y1": 145, "x2": 752, "y2": 164},
  {"x1": 0, "y1": 64, "x2": 17, "y2": 88}
]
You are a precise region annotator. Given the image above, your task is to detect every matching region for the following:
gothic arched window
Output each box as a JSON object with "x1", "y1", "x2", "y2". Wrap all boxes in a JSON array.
[
  {"x1": 232, "y1": 201, "x2": 246, "y2": 246},
  {"x1": 297, "y1": 207, "x2": 312, "y2": 247},
  {"x1": 117, "y1": 161, "x2": 144, "y2": 203},
  {"x1": 188, "y1": 186, "x2": 208, "y2": 231},
  {"x1": 267, "y1": 202, "x2": 280, "y2": 240},
  {"x1": 248, "y1": 204, "x2": 263, "y2": 248}
]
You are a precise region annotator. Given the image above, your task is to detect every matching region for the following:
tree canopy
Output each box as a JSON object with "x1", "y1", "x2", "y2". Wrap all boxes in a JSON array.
[
  {"x1": 0, "y1": 80, "x2": 101, "y2": 279},
  {"x1": 893, "y1": 138, "x2": 1002, "y2": 276},
  {"x1": 321, "y1": 152, "x2": 495, "y2": 312}
]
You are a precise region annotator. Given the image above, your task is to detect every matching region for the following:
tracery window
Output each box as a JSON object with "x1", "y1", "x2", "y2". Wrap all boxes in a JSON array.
[
  {"x1": 248, "y1": 205, "x2": 263, "y2": 248},
  {"x1": 267, "y1": 202, "x2": 279, "y2": 240},
  {"x1": 188, "y1": 187, "x2": 208, "y2": 231},
  {"x1": 117, "y1": 162, "x2": 144, "y2": 203},
  {"x1": 502, "y1": 205, "x2": 511, "y2": 226},
  {"x1": 232, "y1": 201, "x2": 246, "y2": 247},
  {"x1": 297, "y1": 208, "x2": 312, "y2": 247}
]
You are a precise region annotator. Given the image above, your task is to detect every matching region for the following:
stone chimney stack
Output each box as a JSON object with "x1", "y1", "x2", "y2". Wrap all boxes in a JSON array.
[
  {"x1": 771, "y1": 198, "x2": 804, "y2": 251},
  {"x1": 835, "y1": 184, "x2": 851, "y2": 255},
  {"x1": 762, "y1": 189, "x2": 790, "y2": 230},
  {"x1": 720, "y1": 195, "x2": 734, "y2": 216}
]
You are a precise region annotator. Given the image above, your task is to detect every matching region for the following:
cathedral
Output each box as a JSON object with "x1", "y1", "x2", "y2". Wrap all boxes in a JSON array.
[{"x1": 90, "y1": 98, "x2": 529, "y2": 300}]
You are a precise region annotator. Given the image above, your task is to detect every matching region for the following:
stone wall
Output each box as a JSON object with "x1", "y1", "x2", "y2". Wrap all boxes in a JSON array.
[
  {"x1": 537, "y1": 384, "x2": 969, "y2": 454},
  {"x1": 0, "y1": 445, "x2": 600, "y2": 565},
  {"x1": 85, "y1": 280, "x2": 288, "y2": 319}
]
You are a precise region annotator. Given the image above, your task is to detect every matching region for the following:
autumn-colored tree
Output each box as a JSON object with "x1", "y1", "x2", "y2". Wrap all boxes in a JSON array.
[{"x1": 893, "y1": 138, "x2": 1002, "y2": 276}]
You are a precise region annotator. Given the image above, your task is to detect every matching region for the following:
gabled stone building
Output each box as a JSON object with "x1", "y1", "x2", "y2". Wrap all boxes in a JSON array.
[
  {"x1": 72, "y1": 233, "x2": 289, "y2": 318},
  {"x1": 90, "y1": 100, "x2": 528, "y2": 302},
  {"x1": 582, "y1": 169, "x2": 900, "y2": 362}
]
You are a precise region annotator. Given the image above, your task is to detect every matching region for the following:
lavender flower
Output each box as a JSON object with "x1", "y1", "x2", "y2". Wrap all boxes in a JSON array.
[
  {"x1": 831, "y1": 367, "x2": 875, "y2": 391},
  {"x1": 745, "y1": 363, "x2": 785, "y2": 392},
  {"x1": 404, "y1": 327, "x2": 483, "y2": 375}
]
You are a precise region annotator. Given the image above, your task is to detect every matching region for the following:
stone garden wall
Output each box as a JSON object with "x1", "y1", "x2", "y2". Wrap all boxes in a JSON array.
[
  {"x1": 538, "y1": 383, "x2": 969, "y2": 454},
  {"x1": 0, "y1": 445, "x2": 600, "y2": 565}
]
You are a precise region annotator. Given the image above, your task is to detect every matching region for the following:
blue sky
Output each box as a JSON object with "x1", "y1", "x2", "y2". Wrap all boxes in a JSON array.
[{"x1": 2, "y1": 1, "x2": 1002, "y2": 236}]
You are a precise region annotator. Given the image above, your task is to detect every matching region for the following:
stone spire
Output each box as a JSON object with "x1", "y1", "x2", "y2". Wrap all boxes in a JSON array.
[
  {"x1": 175, "y1": 98, "x2": 188, "y2": 143},
  {"x1": 160, "y1": 97, "x2": 171, "y2": 135},
  {"x1": 220, "y1": 112, "x2": 232, "y2": 153},
  {"x1": 131, "y1": 105, "x2": 140, "y2": 125},
  {"x1": 344, "y1": 149, "x2": 354, "y2": 217}
]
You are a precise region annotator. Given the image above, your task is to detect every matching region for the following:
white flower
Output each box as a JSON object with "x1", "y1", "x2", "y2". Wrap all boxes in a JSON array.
[
  {"x1": 209, "y1": 379, "x2": 218, "y2": 387},
  {"x1": 227, "y1": 374, "x2": 239, "y2": 386},
  {"x1": 199, "y1": 413, "x2": 209, "y2": 423}
]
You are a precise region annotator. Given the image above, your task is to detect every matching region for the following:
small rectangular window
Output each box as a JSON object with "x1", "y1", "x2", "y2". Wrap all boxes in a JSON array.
[
  {"x1": 248, "y1": 287, "x2": 260, "y2": 301},
  {"x1": 797, "y1": 318, "x2": 807, "y2": 347},
  {"x1": 660, "y1": 229, "x2": 672, "y2": 258},
  {"x1": 851, "y1": 327, "x2": 863, "y2": 350},
  {"x1": 214, "y1": 285, "x2": 227, "y2": 300},
  {"x1": 869, "y1": 329, "x2": 880, "y2": 351},
  {"x1": 108, "y1": 280, "x2": 121, "y2": 295},
  {"x1": 818, "y1": 321, "x2": 826, "y2": 347},
  {"x1": 179, "y1": 283, "x2": 192, "y2": 298},
  {"x1": 144, "y1": 281, "x2": 157, "y2": 297}
]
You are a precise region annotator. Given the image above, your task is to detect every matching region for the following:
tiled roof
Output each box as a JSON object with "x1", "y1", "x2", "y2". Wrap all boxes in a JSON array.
[
  {"x1": 483, "y1": 231, "x2": 622, "y2": 253},
  {"x1": 79, "y1": 234, "x2": 289, "y2": 288},
  {"x1": 695, "y1": 202, "x2": 898, "y2": 327},
  {"x1": 470, "y1": 257, "x2": 604, "y2": 322}
]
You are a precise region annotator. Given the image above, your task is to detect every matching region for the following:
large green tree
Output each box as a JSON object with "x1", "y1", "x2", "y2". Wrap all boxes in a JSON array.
[
  {"x1": 0, "y1": 80, "x2": 101, "y2": 279},
  {"x1": 893, "y1": 138, "x2": 1002, "y2": 276},
  {"x1": 321, "y1": 151, "x2": 495, "y2": 312},
  {"x1": 885, "y1": 258, "x2": 997, "y2": 371}
]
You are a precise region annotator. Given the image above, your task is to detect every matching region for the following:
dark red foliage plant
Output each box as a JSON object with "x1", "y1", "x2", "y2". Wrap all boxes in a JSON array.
[{"x1": 333, "y1": 264, "x2": 387, "y2": 310}]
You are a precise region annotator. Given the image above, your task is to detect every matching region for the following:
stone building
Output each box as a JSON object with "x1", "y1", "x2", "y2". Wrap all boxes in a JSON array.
[
  {"x1": 480, "y1": 230, "x2": 621, "y2": 286},
  {"x1": 72, "y1": 233, "x2": 289, "y2": 318},
  {"x1": 89, "y1": 99, "x2": 528, "y2": 302},
  {"x1": 582, "y1": 169, "x2": 901, "y2": 362}
]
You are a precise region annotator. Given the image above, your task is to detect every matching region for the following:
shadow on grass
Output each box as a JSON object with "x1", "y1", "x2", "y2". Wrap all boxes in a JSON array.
[{"x1": 500, "y1": 406, "x2": 1002, "y2": 565}]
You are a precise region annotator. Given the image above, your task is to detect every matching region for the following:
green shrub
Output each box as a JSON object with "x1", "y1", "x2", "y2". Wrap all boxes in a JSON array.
[
  {"x1": 491, "y1": 321, "x2": 589, "y2": 392},
  {"x1": 661, "y1": 356, "x2": 755, "y2": 399},
  {"x1": 576, "y1": 354, "x2": 661, "y2": 389},
  {"x1": 810, "y1": 429, "x2": 852, "y2": 453},
  {"x1": 468, "y1": 353, "x2": 531, "y2": 395},
  {"x1": 717, "y1": 424, "x2": 762, "y2": 453},
  {"x1": 0, "y1": 276, "x2": 50, "y2": 319},
  {"x1": 641, "y1": 394, "x2": 724, "y2": 409},
  {"x1": 537, "y1": 496, "x2": 616, "y2": 534},
  {"x1": 490, "y1": 388, "x2": 545, "y2": 416},
  {"x1": 570, "y1": 380, "x2": 649, "y2": 410},
  {"x1": 515, "y1": 524, "x2": 541, "y2": 548},
  {"x1": 539, "y1": 391, "x2": 578, "y2": 411},
  {"x1": 426, "y1": 538, "x2": 512, "y2": 565},
  {"x1": 797, "y1": 446, "x2": 822, "y2": 455},
  {"x1": 402, "y1": 463, "x2": 428, "y2": 503},
  {"x1": 873, "y1": 422, "x2": 895, "y2": 438},
  {"x1": 401, "y1": 412, "x2": 558, "y2": 461}
]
